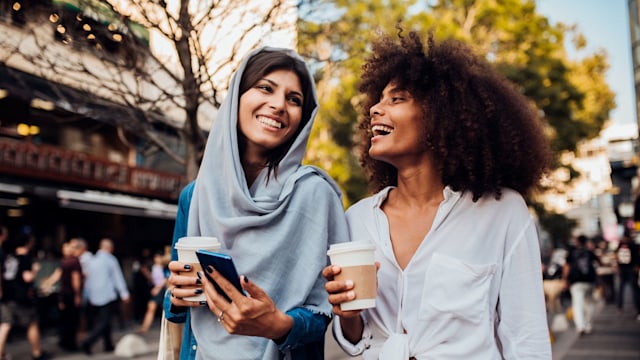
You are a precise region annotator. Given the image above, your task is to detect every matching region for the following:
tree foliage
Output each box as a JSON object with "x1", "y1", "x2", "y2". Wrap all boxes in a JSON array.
[{"x1": 299, "y1": 0, "x2": 615, "y2": 212}]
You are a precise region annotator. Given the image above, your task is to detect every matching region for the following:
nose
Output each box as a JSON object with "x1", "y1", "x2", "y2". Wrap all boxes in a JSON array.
[
  {"x1": 269, "y1": 94, "x2": 286, "y2": 113},
  {"x1": 370, "y1": 102, "x2": 383, "y2": 118}
]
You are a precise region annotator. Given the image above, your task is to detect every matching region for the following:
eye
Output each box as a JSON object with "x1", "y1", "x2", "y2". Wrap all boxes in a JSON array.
[
  {"x1": 391, "y1": 97, "x2": 404, "y2": 103},
  {"x1": 287, "y1": 95, "x2": 302, "y2": 106},
  {"x1": 256, "y1": 84, "x2": 273, "y2": 93}
]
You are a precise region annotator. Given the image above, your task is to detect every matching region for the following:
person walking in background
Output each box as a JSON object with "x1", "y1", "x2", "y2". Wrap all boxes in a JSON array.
[
  {"x1": 614, "y1": 232, "x2": 640, "y2": 319},
  {"x1": 2, "y1": 232, "x2": 51, "y2": 359},
  {"x1": 69, "y1": 238, "x2": 92, "y2": 277},
  {"x1": 80, "y1": 238, "x2": 130, "y2": 355},
  {"x1": 164, "y1": 47, "x2": 349, "y2": 359},
  {"x1": 0, "y1": 225, "x2": 12, "y2": 360},
  {"x1": 323, "y1": 26, "x2": 552, "y2": 358},
  {"x1": 563, "y1": 235, "x2": 600, "y2": 335},
  {"x1": 40, "y1": 241, "x2": 83, "y2": 352},
  {"x1": 594, "y1": 237, "x2": 616, "y2": 304},
  {"x1": 136, "y1": 251, "x2": 167, "y2": 334},
  {"x1": 69, "y1": 237, "x2": 92, "y2": 337}
]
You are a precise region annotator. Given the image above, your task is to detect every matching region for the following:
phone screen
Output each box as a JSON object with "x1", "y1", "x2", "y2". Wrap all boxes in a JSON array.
[{"x1": 196, "y1": 249, "x2": 245, "y2": 302}]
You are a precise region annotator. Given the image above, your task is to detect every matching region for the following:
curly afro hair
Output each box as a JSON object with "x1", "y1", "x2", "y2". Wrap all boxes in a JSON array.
[{"x1": 357, "y1": 28, "x2": 552, "y2": 201}]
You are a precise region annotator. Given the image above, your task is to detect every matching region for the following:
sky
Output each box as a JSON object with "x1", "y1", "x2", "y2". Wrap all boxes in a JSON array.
[{"x1": 536, "y1": 0, "x2": 636, "y2": 131}]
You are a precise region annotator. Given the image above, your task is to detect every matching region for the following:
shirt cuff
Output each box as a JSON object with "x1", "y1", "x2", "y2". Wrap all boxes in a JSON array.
[
  {"x1": 332, "y1": 315, "x2": 372, "y2": 356},
  {"x1": 276, "y1": 307, "x2": 330, "y2": 352}
]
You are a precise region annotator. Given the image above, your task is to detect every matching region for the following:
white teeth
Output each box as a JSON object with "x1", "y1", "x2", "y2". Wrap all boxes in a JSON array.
[
  {"x1": 371, "y1": 124, "x2": 394, "y2": 135},
  {"x1": 257, "y1": 116, "x2": 283, "y2": 129}
]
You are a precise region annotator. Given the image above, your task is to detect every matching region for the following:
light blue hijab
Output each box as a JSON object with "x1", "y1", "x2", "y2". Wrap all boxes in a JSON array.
[{"x1": 187, "y1": 47, "x2": 349, "y2": 359}]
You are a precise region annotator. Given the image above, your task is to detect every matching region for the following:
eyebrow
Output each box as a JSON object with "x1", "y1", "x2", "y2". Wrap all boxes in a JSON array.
[
  {"x1": 381, "y1": 85, "x2": 408, "y2": 96},
  {"x1": 261, "y1": 77, "x2": 304, "y2": 99}
]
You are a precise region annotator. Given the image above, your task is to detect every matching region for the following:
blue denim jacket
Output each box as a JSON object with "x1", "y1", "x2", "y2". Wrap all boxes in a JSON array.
[{"x1": 163, "y1": 182, "x2": 330, "y2": 359}]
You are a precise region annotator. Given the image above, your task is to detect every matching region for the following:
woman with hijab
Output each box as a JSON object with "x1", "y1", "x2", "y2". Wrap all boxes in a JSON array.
[{"x1": 163, "y1": 47, "x2": 349, "y2": 359}]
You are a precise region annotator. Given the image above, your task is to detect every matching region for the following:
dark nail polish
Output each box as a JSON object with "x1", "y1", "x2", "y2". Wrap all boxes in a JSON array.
[
  {"x1": 206, "y1": 265, "x2": 214, "y2": 274},
  {"x1": 195, "y1": 278, "x2": 202, "y2": 285},
  {"x1": 196, "y1": 271, "x2": 202, "y2": 279},
  {"x1": 194, "y1": 289, "x2": 203, "y2": 294},
  {"x1": 184, "y1": 264, "x2": 192, "y2": 270},
  {"x1": 244, "y1": 276, "x2": 249, "y2": 283},
  {"x1": 199, "y1": 301, "x2": 208, "y2": 306}
]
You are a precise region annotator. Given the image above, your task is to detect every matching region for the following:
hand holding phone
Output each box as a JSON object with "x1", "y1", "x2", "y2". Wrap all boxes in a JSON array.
[{"x1": 196, "y1": 249, "x2": 245, "y2": 302}]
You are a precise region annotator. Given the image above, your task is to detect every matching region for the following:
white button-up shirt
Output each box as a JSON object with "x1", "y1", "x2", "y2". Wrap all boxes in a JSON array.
[{"x1": 333, "y1": 187, "x2": 551, "y2": 359}]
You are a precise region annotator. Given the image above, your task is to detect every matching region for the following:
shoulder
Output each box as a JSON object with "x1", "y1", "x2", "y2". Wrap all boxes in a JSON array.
[
  {"x1": 179, "y1": 181, "x2": 196, "y2": 202},
  {"x1": 294, "y1": 166, "x2": 343, "y2": 201},
  {"x1": 471, "y1": 188, "x2": 529, "y2": 215}
]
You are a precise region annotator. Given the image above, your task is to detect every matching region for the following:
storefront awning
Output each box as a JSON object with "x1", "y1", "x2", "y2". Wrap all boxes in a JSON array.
[{"x1": 57, "y1": 189, "x2": 178, "y2": 219}]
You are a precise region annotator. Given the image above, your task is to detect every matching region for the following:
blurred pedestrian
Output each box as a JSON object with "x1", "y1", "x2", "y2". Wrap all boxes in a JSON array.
[
  {"x1": 40, "y1": 241, "x2": 83, "y2": 351},
  {"x1": 323, "y1": 26, "x2": 552, "y2": 358},
  {"x1": 614, "y1": 232, "x2": 640, "y2": 319},
  {"x1": 69, "y1": 237, "x2": 92, "y2": 336},
  {"x1": 131, "y1": 248, "x2": 152, "y2": 323},
  {"x1": 0, "y1": 225, "x2": 11, "y2": 360},
  {"x1": 594, "y1": 238, "x2": 616, "y2": 303},
  {"x1": 80, "y1": 238, "x2": 130, "y2": 355},
  {"x1": 136, "y1": 251, "x2": 167, "y2": 333},
  {"x1": 1, "y1": 232, "x2": 51, "y2": 359},
  {"x1": 563, "y1": 235, "x2": 599, "y2": 335}
]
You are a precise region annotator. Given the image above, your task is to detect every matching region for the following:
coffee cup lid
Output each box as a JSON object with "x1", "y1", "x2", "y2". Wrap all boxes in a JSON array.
[
  {"x1": 175, "y1": 236, "x2": 219, "y2": 250},
  {"x1": 327, "y1": 242, "x2": 376, "y2": 256}
]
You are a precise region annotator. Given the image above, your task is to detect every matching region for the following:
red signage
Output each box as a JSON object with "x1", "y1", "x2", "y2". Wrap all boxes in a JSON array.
[{"x1": 0, "y1": 140, "x2": 184, "y2": 200}]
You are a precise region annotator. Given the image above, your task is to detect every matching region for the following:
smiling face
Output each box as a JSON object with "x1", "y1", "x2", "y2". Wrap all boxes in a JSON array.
[
  {"x1": 368, "y1": 82, "x2": 427, "y2": 166},
  {"x1": 238, "y1": 69, "x2": 304, "y2": 161}
]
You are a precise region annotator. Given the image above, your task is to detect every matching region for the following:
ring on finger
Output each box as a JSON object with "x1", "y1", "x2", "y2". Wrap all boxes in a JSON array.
[{"x1": 217, "y1": 310, "x2": 224, "y2": 323}]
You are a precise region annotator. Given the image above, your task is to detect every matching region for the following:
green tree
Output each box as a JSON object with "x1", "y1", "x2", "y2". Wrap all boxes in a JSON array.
[{"x1": 298, "y1": 0, "x2": 615, "y2": 201}]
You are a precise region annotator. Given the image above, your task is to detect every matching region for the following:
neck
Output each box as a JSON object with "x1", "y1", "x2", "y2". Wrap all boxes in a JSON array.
[{"x1": 393, "y1": 163, "x2": 445, "y2": 208}]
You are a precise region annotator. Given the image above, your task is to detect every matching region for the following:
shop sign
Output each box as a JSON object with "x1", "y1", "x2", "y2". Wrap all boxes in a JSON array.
[{"x1": 0, "y1": 140, "x2": 183, "y2": 200}]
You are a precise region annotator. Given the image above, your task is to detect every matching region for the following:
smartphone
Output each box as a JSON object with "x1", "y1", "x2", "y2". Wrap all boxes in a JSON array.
[{"x1": 196, "y1": 249, "x2": 245, "y2": 302}]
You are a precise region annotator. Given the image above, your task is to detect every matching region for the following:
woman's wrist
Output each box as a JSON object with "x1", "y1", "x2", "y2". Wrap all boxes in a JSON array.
[{"x1": 270, "y1": 311, "x2": 294, "y2": 341}]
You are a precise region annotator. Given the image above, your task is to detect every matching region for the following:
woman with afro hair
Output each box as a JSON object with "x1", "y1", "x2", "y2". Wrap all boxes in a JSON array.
[{"x1": 323, "y1": 27, "x2": 552, "y2": 359}]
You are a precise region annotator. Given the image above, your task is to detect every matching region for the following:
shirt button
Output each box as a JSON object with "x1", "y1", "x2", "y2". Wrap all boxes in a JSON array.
[{"x1": 192, "y1": 345, "x2": 197, "y2": 350}]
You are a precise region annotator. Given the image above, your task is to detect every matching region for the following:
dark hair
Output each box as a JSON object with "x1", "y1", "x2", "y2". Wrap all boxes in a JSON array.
[
  {"x1": 577, "y1": 235, "x2": 588, "y2": 246},
  {"x1": 238, "y1": 49, "x2": 316, "y2": 179},
  {"x1": 357, "y1": 28, "x2": 551, "y2": 200}
]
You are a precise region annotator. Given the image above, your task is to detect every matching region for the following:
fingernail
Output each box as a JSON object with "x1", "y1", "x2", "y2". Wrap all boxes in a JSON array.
[
  {"x1": 206, "y1": 265, "x2": 214, "y2": 274},
  {"x1": 194, "y1": 289, "x2": 203, "y2": 294},
  {"x1": 196, "y1": 271, "x2": 202, "y2": 279},
  {"x1": 348, "y1": 291, "x2": 356, "y2": 300},
  {"x1": 184, "y1": 264, "x2": 192, "y2": 270},
  {"x1": 199, "y1": 301, "x2": 207, "y2": 306},
  {"x1": 345, "y1": 280, "x2": 354, "y2": 287},
  {"x1": 244, "y1": 276, "x2": 249, "y2": 283},
  {"x1": 195, "y1": 278, "x2": 202, "y2": 285}
]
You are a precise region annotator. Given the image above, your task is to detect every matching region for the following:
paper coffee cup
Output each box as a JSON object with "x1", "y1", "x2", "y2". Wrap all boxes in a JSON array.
[
  {"x1": 175, "y1": 236, "x2": 221, "y2": 301},
  {"x1": 327, "y1": 242, "x2": 377, "y2": 311}
]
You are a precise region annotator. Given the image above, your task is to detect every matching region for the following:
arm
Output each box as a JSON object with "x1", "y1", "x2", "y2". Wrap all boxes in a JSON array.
[
  {"x1": 275, "y1": 307, "x2": 331, "y2": 351},
  {"x1": 40, "y1": 268, "x2": 62, "y2": 294},
  {"x1": 71, "y1": 269, "x2": 82, "y2": 306},
  {"x1": 496, "y1": 219, "x2": 551, "y2": 359},
  {"x1": 164, "y1": 182, "x2": 194, "y2": 323}
]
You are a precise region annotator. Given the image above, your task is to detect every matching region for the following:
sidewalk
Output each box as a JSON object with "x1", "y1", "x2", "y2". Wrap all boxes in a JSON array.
[
  {"x1": 552, "y1": 299, "x2": 640, "y2": 360},
  {"x1": 6, "y1": 300, "x2": 640, "y2": 359}
]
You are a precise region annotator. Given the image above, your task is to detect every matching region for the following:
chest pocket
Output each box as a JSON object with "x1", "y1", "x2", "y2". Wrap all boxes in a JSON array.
[{"x1": 419, "y1": 253, "x2": 496, "y2": 324}]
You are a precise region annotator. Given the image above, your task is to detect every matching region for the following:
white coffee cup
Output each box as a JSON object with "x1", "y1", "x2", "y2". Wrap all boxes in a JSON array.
[
  {"x1": 175, "y1": 236, "x2": 221, "y2": 301},
  {"x1": 327, "y1": 242, "x2": 377, "y2": 311}
]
